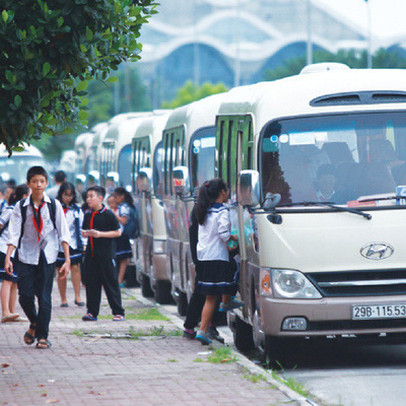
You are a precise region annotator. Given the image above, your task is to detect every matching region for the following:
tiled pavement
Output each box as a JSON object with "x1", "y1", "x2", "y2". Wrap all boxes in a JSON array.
[{"x1": 0, "y1": 280, "x2": 297, "y2": 406}]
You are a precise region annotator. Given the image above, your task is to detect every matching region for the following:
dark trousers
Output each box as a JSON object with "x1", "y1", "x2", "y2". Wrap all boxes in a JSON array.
[
  {"x1": 184, "y1": 263, "x2": 221, "y2": 330},
  {"x1": 84, "y1": 255, "x2": 124, "y2": 317},
  {"x1": 17, "y1": 252, "x2": 55, "y2": 340}
]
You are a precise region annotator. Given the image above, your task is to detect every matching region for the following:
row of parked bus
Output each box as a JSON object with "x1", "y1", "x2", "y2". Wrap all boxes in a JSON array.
[{"x1": 75, "y1": 63, "x2": 406, "y2": 360}]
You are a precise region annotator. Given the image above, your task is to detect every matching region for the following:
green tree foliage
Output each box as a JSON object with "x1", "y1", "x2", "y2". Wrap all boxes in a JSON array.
[
  {"x1": 162, "y1": 81, "x2": 228, "y2": 109},
  {"x1": 264, "y1": 48, "x2": 406, "y2": 81},
  {"x1": 0, "y1": 0, "x2": 157, "y2": 153}
]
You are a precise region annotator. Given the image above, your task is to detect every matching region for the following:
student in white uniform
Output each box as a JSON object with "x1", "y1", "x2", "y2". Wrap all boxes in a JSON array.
[
  {"x1": 0, "y1": 184, "x2": 29, "y2": 322},
  {"x1": 5, "y1": 166, "x2": 71, "y2": 349},
  {"x1": 194, "y1": 178, "x2": 242, "y2": 345},
  {"x1": 56, "y1": 182, "x2": 85, "y2": 307}
]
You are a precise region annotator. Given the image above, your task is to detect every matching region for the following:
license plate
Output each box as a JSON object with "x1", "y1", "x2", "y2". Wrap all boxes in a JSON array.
[{"x1": 352, "y1": 303, "x2": 406, "y2": 320}]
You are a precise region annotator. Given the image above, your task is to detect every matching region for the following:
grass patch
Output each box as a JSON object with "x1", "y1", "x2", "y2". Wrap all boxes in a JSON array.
[
  {"x1": 128, "y1": 325, "x2": 182, "y2": 338},
  {"x1": 95, "y1": 308, "x2": 170, "y2": 321},
  {"x1": 193, "y1": 358, "x2": 204, "y2": 363},
  {"x1": 207, "y1": 346, "x2": 237, "y2": 364},
  {"x1": 243, "y1": 373, "x2": 267, "y2": 384},
  {"x1": 270, "y1": 370, "x2": 309, "y2": 397},
  {"x1": 168, "y1": 359, "x2": 178, "y2": 362},
  {"x1": 71, "y1": 325, "x2": 182, "y2": 339}
]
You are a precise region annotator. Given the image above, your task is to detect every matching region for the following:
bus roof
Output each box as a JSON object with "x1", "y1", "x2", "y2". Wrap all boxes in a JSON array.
[
  {"x1": 0, "y1": 143, "x2": 43, "y2": 158},
  {"x1": 133, "y1": 111, "x2": 172, "y2": 150},
  {"x1": 164, "y1": 92, "x2": 229, "y2": 140},
  {"x1": 217, "y1": 68, "x2": 406, "y2": 134}
]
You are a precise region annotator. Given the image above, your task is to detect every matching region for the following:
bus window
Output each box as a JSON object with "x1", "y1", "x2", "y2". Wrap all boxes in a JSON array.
[
  {"x1": 153, "y1": 141, "x2": 164, "y2": 199},
  {"x1": 118, "y1": 144, "x2": 132, "y2": 189},
  {"x1": 260, "y1": 112, "x2": 406, "y2": 207},
  {"x1": 190, "y1": 127, "x2": 216, "y2": 193}
]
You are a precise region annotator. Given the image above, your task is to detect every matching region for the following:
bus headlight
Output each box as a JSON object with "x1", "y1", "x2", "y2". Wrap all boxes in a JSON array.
[{"x1": 272, "y1": 269, "x2": 322, "y2": 299}]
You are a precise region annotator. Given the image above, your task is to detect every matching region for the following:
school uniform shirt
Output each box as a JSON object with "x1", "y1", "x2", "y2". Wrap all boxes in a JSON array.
[
  {"x1": 8, "y1": 194, "x2": 71, "y2": 265},
  {"x1": 82, "y1": 205, "x2": 120, "y2": 259},
  {"x1": 0, "y1": 206, "x2": 14, "y2": 255},
  {"x1": 196, "y1": 203, "x2": 231, "y2": 262},
  {"x1": 117, "y1": 203, "x2": 130, "y2": 231},
  {"x1": 60, "y1": 204, "x2": 85, "y2": 251}
]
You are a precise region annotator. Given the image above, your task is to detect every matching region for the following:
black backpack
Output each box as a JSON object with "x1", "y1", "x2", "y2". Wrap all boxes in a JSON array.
[
  {"x1": 18, "y1": 198, "x2": 57, "y2": 248},
  {"x1": 123, "y1": 205, "x2": 140, "y2": 239}
]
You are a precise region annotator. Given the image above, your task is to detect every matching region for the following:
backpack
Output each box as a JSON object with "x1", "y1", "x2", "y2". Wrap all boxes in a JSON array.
[
  {"x1": 123, "y1": 205, "x2": 140, "y2": 239},
  {"x1": 18, "y1": 198, "x2": 57, "y2": 248}
]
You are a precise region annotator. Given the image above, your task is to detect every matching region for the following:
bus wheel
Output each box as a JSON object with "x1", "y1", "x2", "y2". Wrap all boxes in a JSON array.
[
  {"x1": 155, "y1": 280, "x2": 173, "y2": 304},
  {"x1": 141, "y1": 274, "x2": 154, "y2": 298},
  {"x1": 264, "y1": 336, "x2": 288, "y2": 369},
  {"x1": 233, "y1": 315, "x2": 255, "y2": 353},
  {"x1": 176, "y1": 290, "x2": 188, "y2": 316}
]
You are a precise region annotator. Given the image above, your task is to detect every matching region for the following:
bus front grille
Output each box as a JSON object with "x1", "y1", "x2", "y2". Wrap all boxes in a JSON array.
[{"x1": 306, "y1": 270, "x2": 406, "y2": 297}]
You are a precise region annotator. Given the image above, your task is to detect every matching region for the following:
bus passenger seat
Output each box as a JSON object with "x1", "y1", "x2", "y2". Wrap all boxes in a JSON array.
[
  {"x1": 321, "y1": 142, "x2": 354, "y2": 166},
  {"x1": 359, "y1": 162, "x2": 396, "y2": 196},
  {"x1": 333, "y1": 162, "x2": 362, "y2": 204}
]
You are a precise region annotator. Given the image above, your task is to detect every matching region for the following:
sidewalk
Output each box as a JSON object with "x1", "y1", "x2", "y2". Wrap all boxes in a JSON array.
[{"x1": 1, "y1": 281, "x2": 296, "y2": 406}]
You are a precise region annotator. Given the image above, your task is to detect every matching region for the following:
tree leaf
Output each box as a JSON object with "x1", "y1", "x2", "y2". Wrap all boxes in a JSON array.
[
  {"x1": 2, "y1": 10, "x2": 8, "y2": 23},
  {"x1": 106, "y1": 76, "x2": 118, "y2": 83},
  {"x1": 43, "y1": 62, "x2": 51, "y2": 76},
  {"x1": 14, "y1": 95, "x2": 22, "y2": 107},
  {"x1": 77, "y1": 81, "x2": 88, "y2": 92}
]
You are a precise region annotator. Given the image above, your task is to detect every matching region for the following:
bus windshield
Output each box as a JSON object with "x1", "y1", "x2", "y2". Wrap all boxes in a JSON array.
[{"x1": 260, "y1": 111, "x2": 406, "y2": 208}]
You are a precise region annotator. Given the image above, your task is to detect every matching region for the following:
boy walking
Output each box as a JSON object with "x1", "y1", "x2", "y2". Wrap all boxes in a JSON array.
[
  {"x1": 81, "y1": 186, "x2": 125, "y2": 321},
  {"x1": 5, "y1": 166, "x2": 71, "y2": 349}
]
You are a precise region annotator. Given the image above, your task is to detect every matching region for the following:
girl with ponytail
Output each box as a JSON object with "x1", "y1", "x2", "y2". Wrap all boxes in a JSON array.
[
  {"x1": 194, "y1": 178, "x2": 242, "y2": 345},
  {"x1": 113, "y1": 187, "x2": 135, "y2": 286}
]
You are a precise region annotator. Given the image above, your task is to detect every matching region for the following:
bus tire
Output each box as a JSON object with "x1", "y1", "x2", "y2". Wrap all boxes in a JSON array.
[
  {"x1": 264, "y1": 336, "x2": 287, "y2": 369},
  {"x1": 234, "y1": 316, "x2": 255, "y2": 353},
  {"x1": 176, "y1": 291, "x2": 188, "y2": 316},
  {"x1": 154, "y1": 280, "x2": 173, "y2": 304},
  {"x1": 141, "y1": 274, "x2": 154, "y2": 298}
]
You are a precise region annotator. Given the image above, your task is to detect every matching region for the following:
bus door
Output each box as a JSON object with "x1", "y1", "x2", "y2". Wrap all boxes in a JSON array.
[
  {"x1": 163, "y1": 126, "x2": 185, "y2": 291},
  {"x1": 132, "y1": 136, "x2": 151, "y2": 273},
  {"x1": 216, "y1": 115, "x2": 255, "y2": 316}
]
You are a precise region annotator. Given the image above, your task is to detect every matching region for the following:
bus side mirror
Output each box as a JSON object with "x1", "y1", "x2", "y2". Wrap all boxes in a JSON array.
[
  {"x1": 238, "y1": 170, "x2": 260, "y2": 206},
  {"x1": 173, "y1": 166, "x2": 190, "y2": 197},
  {"x1": 138, "y1": 167, "x2": 153, "y2": 193},
  {"x1": 88, "y1": 170, "x2": 100, "y2": 185},
  {"x1": 107, "y1": 171, "x2": 119, "y2": 184}
]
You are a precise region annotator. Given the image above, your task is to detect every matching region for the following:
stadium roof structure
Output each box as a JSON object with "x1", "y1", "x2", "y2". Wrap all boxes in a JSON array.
[{"x1": 134, "y1": 0, "x2": 397, "y2": 105}]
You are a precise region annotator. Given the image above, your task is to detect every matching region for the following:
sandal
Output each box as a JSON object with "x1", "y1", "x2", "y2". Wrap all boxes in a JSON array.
[
  {"x1": 36, "y1": 339, "x2": 52, "y2": 349},
  {"x1": 23, "y1": 323, "x2": 36, "y2": 345}
]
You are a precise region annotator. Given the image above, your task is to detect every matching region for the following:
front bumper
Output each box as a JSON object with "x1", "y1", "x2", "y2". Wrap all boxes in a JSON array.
[{"x1": 260, "y1": 294, "x2": 406, "y2": 337}]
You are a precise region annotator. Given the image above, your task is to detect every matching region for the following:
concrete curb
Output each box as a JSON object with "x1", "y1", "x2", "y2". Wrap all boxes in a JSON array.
[{"x1": 129, "y1": 289, "x2": 319, "y2": 406}]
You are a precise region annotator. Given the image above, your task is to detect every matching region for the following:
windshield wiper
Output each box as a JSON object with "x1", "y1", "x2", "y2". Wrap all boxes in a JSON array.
[{"x1": 275, "y1": 201, "x2": 372, "y2": 220}]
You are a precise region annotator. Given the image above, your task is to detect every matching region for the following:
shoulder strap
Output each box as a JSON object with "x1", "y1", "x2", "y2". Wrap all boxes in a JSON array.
[
  {"x1": 48, "y1": 198, "x2": 57, "y2": 230},
  {"x1": 18, "y1": 199, "x2": 27, "y2": 248}
]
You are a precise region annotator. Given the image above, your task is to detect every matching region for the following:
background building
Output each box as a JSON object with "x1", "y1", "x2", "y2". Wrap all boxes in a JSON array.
[{"x1": 137, "y1": 0, "x2": 372, "y2": 106}]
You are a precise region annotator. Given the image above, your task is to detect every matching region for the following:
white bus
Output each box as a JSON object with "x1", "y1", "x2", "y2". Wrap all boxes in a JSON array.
[
  {"x1": 172, "y1": 64, "x2": 406, "y2": 362},
  {"x1": 0, "y1": 144, "x2": 46, "y2": 185},
  {"x1": 162, "y1": 93, "x2": 228, "y2": 314},
  {"x1": 131, "y1": 112, "x2": 172, "y2": 303},
  {"x1": 100, "y1": 113, "x2": 153, "y2": 192}
]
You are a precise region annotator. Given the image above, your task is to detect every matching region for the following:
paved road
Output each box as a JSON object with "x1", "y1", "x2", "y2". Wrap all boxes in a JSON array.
[
  {"x1": 279, "y1": 339, "x2": 406, "y2": 406},
  {"x1": 161, "y1": 300, "x2": 406, "y2": 406},
  {"x1": 0, "y1": 283, "x2": 294, "y2": 406}
]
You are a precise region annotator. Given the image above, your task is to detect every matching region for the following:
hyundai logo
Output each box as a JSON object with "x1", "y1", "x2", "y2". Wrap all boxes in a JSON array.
[{"x1": 360, "y1": 243, "x2": 394, "y2": 260}]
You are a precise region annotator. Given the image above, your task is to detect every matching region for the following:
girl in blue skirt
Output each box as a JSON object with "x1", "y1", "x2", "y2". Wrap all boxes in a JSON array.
[{"x1": 195, "y1": 178, "x2": 241, "y2": 345}]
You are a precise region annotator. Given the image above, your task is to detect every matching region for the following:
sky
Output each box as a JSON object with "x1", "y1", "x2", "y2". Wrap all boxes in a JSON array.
[{"x1": 315, "y1": 0, "x2": 406, "y2": 42}]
